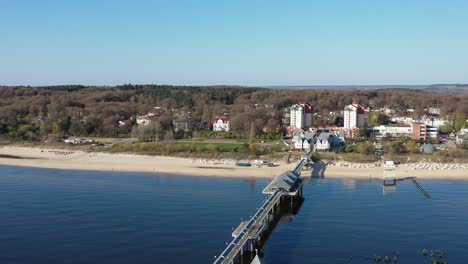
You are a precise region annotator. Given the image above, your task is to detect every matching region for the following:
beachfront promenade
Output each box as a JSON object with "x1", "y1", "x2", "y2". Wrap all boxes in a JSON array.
[{"x1": 213, "y1": 150, "x2": 313, "y2": 264}]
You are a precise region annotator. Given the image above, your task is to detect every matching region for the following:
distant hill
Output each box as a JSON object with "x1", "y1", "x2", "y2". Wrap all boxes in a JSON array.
[
  {"x1": 268, "y1": 84, "x2": 468, "y2": 95},
  {"x1": 268, "y1": 85, "x2": 424, "y2": 90},
  {"x1": 423, "y1": 84, "x2": 468, "y2": 95}
]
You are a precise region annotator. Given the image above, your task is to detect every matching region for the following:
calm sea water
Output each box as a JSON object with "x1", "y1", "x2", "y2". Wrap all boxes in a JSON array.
[{"x1": 0, "y1": 165, "x2": 467, "y2": 264}]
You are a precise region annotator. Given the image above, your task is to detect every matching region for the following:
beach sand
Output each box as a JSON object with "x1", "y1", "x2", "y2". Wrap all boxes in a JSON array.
[{"x1": 0, "y1": 146, "x2": 467, "y2": 180}]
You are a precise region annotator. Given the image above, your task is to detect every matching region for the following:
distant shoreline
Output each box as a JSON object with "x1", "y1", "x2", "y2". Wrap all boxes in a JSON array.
[{"x1": 1, "y1": 146, "x2": 467, "y2": 181}]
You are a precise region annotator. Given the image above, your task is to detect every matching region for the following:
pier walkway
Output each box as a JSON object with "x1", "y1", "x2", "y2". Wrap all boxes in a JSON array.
[{"x1": 213, "y1": 150, "x2": 313, "y2": 264}]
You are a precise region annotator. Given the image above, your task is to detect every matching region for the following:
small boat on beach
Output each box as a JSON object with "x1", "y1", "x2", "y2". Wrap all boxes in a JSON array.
[{"x1": 235, "y1": 161, "x2": 252, "y2": 167}]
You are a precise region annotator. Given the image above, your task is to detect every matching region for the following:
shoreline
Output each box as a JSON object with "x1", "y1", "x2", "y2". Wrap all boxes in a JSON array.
[{"x1": 1, "y1": 146, "x2": 467, "y2": 181}]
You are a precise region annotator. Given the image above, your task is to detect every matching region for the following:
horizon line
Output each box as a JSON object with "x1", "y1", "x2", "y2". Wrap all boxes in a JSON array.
[{"x1": 1, "y1": 83, "x2": 467, "y2": 88}]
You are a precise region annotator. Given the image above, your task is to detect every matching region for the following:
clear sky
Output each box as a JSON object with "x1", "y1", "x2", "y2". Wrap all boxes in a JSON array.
[{"x1": 1, "y1": 0, "x2": 468, "y2": 86}]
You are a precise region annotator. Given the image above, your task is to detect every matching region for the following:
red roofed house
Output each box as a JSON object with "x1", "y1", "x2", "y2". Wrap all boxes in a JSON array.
[
  {"x1": 213, "y1": 117, "x2": 230, "y2": 132},
  {"x1": 136, "y1": 116, "x2": 152, "y2": 126}
]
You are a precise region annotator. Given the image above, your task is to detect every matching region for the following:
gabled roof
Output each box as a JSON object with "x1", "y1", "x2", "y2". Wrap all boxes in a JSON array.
[
  {"x1": 317, "y1": 132, "x2": 330, "y2": 141},
  {"x1": 344, "y1": 104, "x2": 357, "y2": 111},
  {"x1": 213, "y1": 117, "x2": 230, "y2": 123},
  {"x1": 263, "y1": 170, "x2": 299, "y2": 192},
  {"x1": 290, "y1": 104, "x2": 304, "y2": 110},
  {"x1": 304, "y1": 131, "x2": 315, "y2": 141}
]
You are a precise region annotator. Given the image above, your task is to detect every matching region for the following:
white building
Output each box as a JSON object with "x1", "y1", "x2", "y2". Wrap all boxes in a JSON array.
[
  {"x1": 212, "y1": 117, "x2": 230, "y2": 132},
  {"x1": 380, "y1": 106, "x2": 395, "y2": 115},
  {"x1": 391, "y1": 116, "x2": 414, "y2": 125},
  {"x1": 290, "y1": 103, "x2": 313, "y2": 129},
  {"x1": 314, "y1": 132, "x2": 346, "y2": 152},
  {"x1": 426, "y1": 107, "x2": 441, "y2": 116},
  {"x1": 315, "y1": 132, "x2": 331, "y2": 151},
  {"x1": 292, "y1": 137, "x2": 310, "y2": 150},
  {"x1": 136, "y1": 116, "x2": 151, "y2": 126},
  {"x1": 291, "y1": 130, "x2": 314, "y2": 151},
  {"x1": 315, "y1": 138, "x2": 330, "y2": 151},
  {"x1": 426, "y1": 126, "x2": 439, "y2": 139},
  {"x1": 376, "y1": 124, "x2": 412, "y2": 138},
  {"x1": 344, "y1": 103, "x2": 369, "y2": 129},
  {"x1": 391, "y1": 116, "x2": 448, "y2": 129},
  {"x1": 456, "y1": 128, "x2": 468, "y2": 146},
  {"x1": 421, "y1": 117, "x2": 447, "y2": 128}
]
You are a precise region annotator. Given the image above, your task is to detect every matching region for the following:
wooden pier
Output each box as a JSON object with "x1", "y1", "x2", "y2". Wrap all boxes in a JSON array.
[{"x1": 213, "y1": 150, "x2": 313, "y2": 264}]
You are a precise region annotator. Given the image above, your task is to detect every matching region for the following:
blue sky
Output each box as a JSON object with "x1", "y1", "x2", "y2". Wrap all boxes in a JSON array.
[{"x1": 1, "y1": 0, "x2": 468, "y2": 86}]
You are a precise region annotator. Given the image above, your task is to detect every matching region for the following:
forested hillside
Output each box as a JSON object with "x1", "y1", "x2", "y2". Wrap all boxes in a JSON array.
[{"x1": 0, "y1": 85, "x2": 467, "y2": 141}]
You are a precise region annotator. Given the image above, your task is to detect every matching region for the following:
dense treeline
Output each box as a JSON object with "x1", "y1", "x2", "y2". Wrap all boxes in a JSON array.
[
  {"x1": 0, "y1": 85, "x2": 266, "y2": 140},
  {"x1": 239, "y1": 89, "x2": 468, "y2": 115},
  {"x1": 232, "y1": 89, "x2": 467, "y2": 131},
  {"x1": 0, "y1": 85, "x2": 467, "y2": 141}
]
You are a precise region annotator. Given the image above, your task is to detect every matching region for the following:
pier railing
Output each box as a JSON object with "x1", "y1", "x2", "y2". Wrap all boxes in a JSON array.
[
  {"x1": 213, "y1": 189, "x2": 282, "y2": 264},
  {"x1": 213, "y1": 149, "x2": 314, "y2": 264}
]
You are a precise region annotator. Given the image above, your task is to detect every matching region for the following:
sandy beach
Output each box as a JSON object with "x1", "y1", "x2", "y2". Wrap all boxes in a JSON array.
[{"x1": 0, "y1": 146, "x2": 467, "y2": 180}]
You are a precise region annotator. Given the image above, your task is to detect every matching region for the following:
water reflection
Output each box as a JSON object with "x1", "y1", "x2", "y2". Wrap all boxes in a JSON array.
[
  {"x1": 246, "y1": 177, "x2": 257, "y2": 193},
  {"x1": 1, "y1": 165, "x2": 465, "y2": 264},
  {"x1": 240, "y1": 196, "x2": 305, "y2": 264},
  {"x1": 382, "y1": 178, "x2": 397, "y2": 196},
  {"x1": 261, "y1": 178, "x2": 465, "y2": 264},
  {"x1": 381, "y1": 177, "x2": 431, "y2": 198},
  {"x1": 341, "y1": 179, "x2": 361, "y2": 190},
  {"x1": 310, "y1": 161, "x2": 327, "y2": 179}
]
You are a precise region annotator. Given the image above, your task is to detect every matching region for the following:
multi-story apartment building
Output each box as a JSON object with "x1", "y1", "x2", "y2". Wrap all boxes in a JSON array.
[
  {"x1": 344, "y1": 102, "x2": 369, "y2": 129},
  {"x1": 412, "y1": 123, "x2": 438, "y2": 140},
  {"x1": 289, "y1": 102, "x2": 313, "y2": 129}
]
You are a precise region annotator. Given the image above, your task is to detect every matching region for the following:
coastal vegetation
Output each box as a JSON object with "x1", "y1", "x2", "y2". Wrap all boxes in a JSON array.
[
  {"x1": 0, "y1": 85, "x2": 467, "y2": 161},
  {"x1": 106, "y1": 139, "x2": 287, "y2": 160},
  {"x1": 0, "y1": 85, "x2": 467, "y2": 140}
]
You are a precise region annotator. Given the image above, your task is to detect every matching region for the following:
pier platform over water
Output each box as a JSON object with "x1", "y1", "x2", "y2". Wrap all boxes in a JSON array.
[{"x1": 213, "y1": 150, "x2": 313, "y2": 264}]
